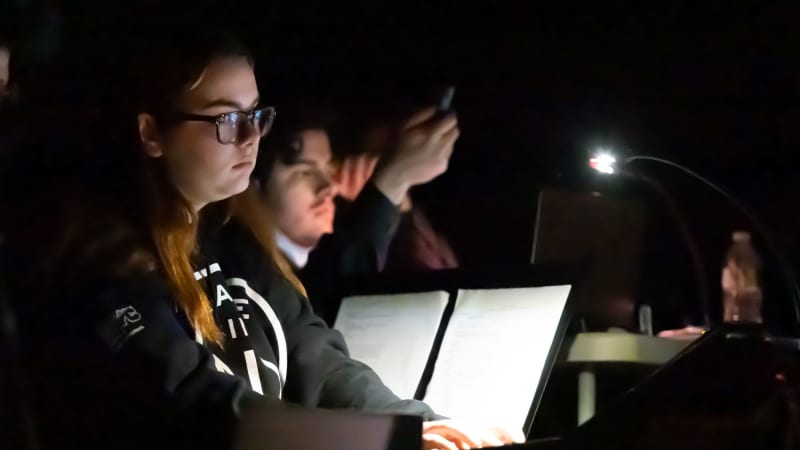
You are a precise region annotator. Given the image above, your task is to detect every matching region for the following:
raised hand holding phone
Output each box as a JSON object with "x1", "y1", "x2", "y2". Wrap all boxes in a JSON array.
[
  {"x1": 371, "y1": 87, "x2": 459, "y2": 205},
  {"x1": 437, "y1": 86, "x2": 456, "y2": 115}
]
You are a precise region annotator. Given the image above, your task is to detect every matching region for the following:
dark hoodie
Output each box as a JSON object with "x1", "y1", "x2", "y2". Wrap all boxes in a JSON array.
[{"x1": 6, "y1": 213, "x2": 437, "y2": 450}]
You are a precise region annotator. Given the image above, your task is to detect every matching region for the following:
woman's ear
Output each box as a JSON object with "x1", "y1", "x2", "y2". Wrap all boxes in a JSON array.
[{"x1": 138, "y1": 113, "x2": 163, "y2": 158}]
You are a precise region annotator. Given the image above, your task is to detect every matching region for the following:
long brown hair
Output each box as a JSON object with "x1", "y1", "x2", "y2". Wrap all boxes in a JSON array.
[
  {"x1": 9, "y1": 30, "x2": 303, "y2": 346},
  {"x1": 134, "y1": 32, "x2": 306, "y2": 345},
  {"x1": 149, "y1": 180, "x2": 304, "y2": 346}
]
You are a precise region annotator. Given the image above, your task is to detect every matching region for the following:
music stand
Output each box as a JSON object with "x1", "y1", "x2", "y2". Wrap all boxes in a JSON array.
[{"x1": 531, "y1": 188, "x2": 645, "y2": 330}]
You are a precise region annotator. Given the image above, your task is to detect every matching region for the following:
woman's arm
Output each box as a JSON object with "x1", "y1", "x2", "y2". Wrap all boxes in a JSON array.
[
  {"x1": 273, "y1": 271, "x2": 440, "y2": 419},
  {"x1": 24, "y1": 272, "x2": 277, "y2": 449}
]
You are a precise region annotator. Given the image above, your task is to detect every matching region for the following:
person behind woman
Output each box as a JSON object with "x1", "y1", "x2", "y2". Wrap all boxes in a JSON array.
[
  {"x1": 256, "y1": 105, "x2": 459, "y2": 324},
  {"x1": 333, "y1": 106, "x2": 460, "y2": 273},
  {"x1": 0, "y1": 29, "x2": 520, "y2": 450},
  {"x1": 254, "y1": 108, "x2": 340, "y2": 270}
]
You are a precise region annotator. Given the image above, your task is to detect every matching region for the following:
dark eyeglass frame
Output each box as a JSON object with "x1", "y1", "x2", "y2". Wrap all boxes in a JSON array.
[{"x1": 169, "y1": 106, "x2": 277, "y2": 144}]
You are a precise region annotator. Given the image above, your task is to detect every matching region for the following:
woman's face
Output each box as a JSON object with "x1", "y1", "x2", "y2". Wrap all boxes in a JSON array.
[
  {"x1": 267, "y1": 129, "x2": 337, "y2": 248},
  {"x1": 139, "y1": 56, "x2": 261, "y2": 210}
]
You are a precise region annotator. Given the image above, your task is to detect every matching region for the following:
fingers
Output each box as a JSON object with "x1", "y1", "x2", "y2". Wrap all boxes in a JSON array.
[
  {"x1": 333, "y1": 154, "x2": 380, "y2": 200},
  {"x1": 406, "y1": 111, "x2": 458, "y2": 139},
  {"x1": 429, "y1": 113, "x2": 459, "y2": 138},
  {"x1": 438, "y1": 126, "x2": 460, "y2": 163},
  {"x1": 404, "y1": 107, "x2": 458, "y2": 137},
  {"x1": 335, "y1": 158, "x2": 354, "y2": 198},
  {"x1": 479, "y1": 434, "x2": 505, "y2": 448},
  {"x1": 423, "y1": 433, "x2": 460, "y2": 450},
  {"x1": 335, "y1": 157, "x2": 351, "y2": 181},
  {"x1": 423, "y1": 423, "x2": 480, "y2": 450},
  {"x1": 422, "y1": 421, "x2": 524, "y2": 449},
  {"x1": 365, "y1": 156, "x2": 379, "y2": 179},
  {"x1": 356, "y1": 154, "x2": 377, "y2": 183},
  {"x1": 442, "y1": 125, "x2": 460, "y2": 148},
  {"x1": 486, "y1": 426, "x2": 525, "y2": 445},
  {"x1": 404, "y1": 107, "x2": 438, "y2": 129}
]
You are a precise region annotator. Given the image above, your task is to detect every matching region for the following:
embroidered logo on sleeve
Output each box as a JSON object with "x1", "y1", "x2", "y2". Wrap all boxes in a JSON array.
[
  {"x1": 98, "y1": 305, "x2": 146, "y2": 351},
  {"x1": 115, "y1": 305, "x2": 142, "y2": 326}
]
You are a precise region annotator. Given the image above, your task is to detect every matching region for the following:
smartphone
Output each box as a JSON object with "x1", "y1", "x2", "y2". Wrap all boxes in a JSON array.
[{"x1": 436, "y1": 86, "x2": 456, "y2": 115}]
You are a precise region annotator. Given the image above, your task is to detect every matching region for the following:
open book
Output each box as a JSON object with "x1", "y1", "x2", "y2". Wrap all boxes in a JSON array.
[{"x1": 334, "y1": 285, "x2": 572, "y2": 434}]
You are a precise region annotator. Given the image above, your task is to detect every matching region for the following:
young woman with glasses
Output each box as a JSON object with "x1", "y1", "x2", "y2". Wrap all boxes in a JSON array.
[{"x1": 1, "y1": 29, "x2": 521, "y2": 450}]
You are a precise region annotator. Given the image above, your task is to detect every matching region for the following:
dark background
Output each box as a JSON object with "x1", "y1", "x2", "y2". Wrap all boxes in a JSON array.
[{"x1": 3, "y1": 1, "x2": 800, "y2": 332}]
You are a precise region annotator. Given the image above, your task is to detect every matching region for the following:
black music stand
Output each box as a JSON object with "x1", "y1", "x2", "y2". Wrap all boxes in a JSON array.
[
  {"x1": 531, "y1": 188, "x2": 646, "y2": 330},
  {"x1": 507, "y1": 324, "x2": 800, "y2": 450}
]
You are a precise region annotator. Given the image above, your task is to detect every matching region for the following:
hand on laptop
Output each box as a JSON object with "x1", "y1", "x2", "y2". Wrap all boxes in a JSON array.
[{"x1": 423, "y1": 420, "x2": 525, "y2": 449}]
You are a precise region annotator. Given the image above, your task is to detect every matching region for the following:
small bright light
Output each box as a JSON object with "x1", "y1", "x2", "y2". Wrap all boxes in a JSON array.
[{"x1": 589, "y1": 151, "x2": 617, "y2": 174}]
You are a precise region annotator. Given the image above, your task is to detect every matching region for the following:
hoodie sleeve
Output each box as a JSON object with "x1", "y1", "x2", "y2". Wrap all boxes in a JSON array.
[
  {"x1": 27, "y1": 272, "x2": 277, "y2": 449},
  {"x1": 274, "y1": 271, "x2": 442, "y2": 420}
]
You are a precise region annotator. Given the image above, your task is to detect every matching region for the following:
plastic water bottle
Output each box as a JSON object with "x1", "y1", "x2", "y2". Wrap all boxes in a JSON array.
[{"x1": 721, "y1": 231, "x2": 763, "y2": 323}]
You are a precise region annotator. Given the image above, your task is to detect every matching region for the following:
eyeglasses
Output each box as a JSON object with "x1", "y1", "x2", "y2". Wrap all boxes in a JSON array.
[{"x1": 169, "y1": 106, "x2": 276, "y2": 144}]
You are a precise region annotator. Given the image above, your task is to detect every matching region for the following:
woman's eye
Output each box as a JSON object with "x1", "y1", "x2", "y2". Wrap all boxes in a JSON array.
[{"x1": 220, "y1": 114, "x2": 238, "y2": 128}]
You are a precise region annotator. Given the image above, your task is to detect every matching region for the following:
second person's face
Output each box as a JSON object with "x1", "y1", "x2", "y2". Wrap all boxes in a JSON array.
[{"x1": 267, "y1": 129, "x2": 337, "y2": 248}]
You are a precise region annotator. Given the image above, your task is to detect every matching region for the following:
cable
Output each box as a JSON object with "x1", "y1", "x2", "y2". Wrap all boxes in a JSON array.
[
  {"x1": 624, "y1": 155, "x2": 800, "y2": 326},
  {"x1": 619, "y1": 169, "x2": 711, "y2": 327}
]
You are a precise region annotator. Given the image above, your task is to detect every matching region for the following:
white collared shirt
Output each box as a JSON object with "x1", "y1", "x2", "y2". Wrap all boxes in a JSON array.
[{"x1": 275, "y1": 230, "x2": 312, "y2": 269}]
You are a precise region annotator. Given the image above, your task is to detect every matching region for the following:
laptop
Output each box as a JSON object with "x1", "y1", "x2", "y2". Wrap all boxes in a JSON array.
[{"x1": 531, "y1": 188, "x2": 645, "y2": 330}]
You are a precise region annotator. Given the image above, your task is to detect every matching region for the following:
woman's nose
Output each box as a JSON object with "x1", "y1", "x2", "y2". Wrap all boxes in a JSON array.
[{"x1": 238, "y1": 121, "x2": 260, "y2": 149}]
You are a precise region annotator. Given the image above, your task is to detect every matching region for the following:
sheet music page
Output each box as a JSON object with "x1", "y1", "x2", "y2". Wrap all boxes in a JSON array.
[
  {"x1": 334, "y1": 291, "x2": 450, "y2": 400},
  {"x1": 423, "y1": 285, "x2": 571, "y2": 433}
]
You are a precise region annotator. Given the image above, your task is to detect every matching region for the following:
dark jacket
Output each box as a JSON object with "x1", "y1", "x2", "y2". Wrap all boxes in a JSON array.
[
  {"x1": 385, "y1": 207, "x2": 459, "y2": 273},
  {"x1": 301, "y1": 182, "x2": 402, "y2": 324},
  {"x1": 7, "y1": 214, "x2": 436, "y2": 450},
  {"x1": 298, "y1": 184, "x2": 459, "y2": 326}
]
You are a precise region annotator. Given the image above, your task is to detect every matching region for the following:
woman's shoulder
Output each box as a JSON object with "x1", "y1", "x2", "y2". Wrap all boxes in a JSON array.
[
  {"x1": 6, "y1": 205, "x2": 169, "y2": 332},
  {"x1": 67, "y1": 199, "x2": 158, "y2": 278},
  {"x1": 209, "y1": 217, "x2": 305, "y2": 299},
  {"x1": 210, "y1": 219, "x2": 278, "y2": 286}
]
